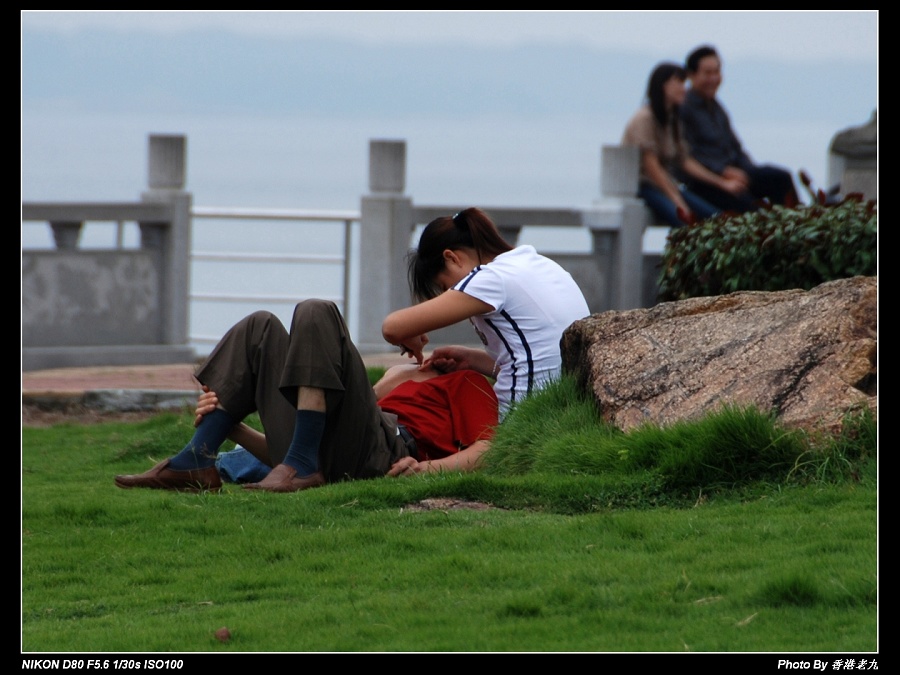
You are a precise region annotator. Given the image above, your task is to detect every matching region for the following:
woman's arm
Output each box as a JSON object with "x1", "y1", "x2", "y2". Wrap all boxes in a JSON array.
[
  {"x1": 382, "y1": 290, "x2": 494, "y2": 363},
  {"x1": 641, "y1": 148, "x2": 690, "y2": 213},
  {"x1": 386, "y1": 439, "x2": 492, "y2": 476}
]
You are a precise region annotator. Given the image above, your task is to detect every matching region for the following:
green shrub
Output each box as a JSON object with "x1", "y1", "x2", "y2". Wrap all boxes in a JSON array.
[{"x1": 657, "y1": 196, "x2": 877, "y2": 301}]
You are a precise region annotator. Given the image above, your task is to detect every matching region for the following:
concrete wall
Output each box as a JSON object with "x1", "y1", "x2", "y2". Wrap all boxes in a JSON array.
[
  {"x1": 22, "y1": 135, "x2": 195, "y2": 371},
  {"x1": 23, "y1": 250, "x2": 161, "y2": 347}
]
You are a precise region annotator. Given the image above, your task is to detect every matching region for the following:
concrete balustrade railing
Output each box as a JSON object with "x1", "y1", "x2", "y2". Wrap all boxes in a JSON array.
[
  {"x1": 23, "y1": 115, "x2": 875, "y2": 370},
  {"x1": 16, "y1": 136, "x2": 695, "y2": 368}
]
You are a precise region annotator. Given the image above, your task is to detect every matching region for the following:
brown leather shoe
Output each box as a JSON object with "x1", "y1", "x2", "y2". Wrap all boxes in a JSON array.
[
  {"x1": 115, "y1": 459, "x2": 222, "y2": 492},
  {"x1": 242, "y1": 463, "x2": 325, "y2": 493}
]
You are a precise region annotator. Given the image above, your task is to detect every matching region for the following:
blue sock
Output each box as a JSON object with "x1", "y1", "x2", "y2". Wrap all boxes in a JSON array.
[
  {"x1": 281, "y1": 410, "x2": 326, "y2": 476},
  {"x1": 168, "y1": 408, "x2": 235, "y2": 471}
]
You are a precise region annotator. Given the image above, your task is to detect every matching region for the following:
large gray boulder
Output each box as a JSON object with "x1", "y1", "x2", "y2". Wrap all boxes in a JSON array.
[{"x1": 561, "y1": 276, "x2": 877, "y2": 434}]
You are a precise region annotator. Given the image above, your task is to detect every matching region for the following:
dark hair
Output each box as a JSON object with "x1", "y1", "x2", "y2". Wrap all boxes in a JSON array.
[
  {"x1": 407, "y1": 207, "x2": 513, "y2": 301},
  {"x1": 646, "y1": 62, "x2": 686, "y2": 131},
  {"x1": 685, "y1": 45, "x2": 719, "y2": 74}
]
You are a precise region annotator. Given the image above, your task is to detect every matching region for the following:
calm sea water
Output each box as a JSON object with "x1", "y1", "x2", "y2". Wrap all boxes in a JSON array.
[{"x1": 22, "y1": 108, "x2": 838, "y2": 354}]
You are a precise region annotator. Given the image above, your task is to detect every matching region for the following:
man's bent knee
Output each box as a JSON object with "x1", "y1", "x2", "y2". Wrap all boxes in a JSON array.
[
  {"x1": 294, "y1": 299, "x2": 339, "y2": 313},
  {"x1": 292, "y1": 299, "x2": 344, "y2": 326},
  {"x1": 245, "y1": 310, "x2": 279, "y2": 323}
]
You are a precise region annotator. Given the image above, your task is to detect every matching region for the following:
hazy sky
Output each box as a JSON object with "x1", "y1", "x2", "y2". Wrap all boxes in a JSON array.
[
  {"x1": 22, "y1": 10, "x2": 878, "y2": 64},
  {"x1": 21, "y1": 9, "x2": 878, "y2": 211}
]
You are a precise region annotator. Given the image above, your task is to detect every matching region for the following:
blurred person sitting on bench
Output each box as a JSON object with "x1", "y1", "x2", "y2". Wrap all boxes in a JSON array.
[{"x1": 679, "y1": 44, "x2": 799, "y2": 213}]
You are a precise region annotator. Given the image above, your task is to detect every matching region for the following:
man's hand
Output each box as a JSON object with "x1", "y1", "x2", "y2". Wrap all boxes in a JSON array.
[
  {"x1": 194, "y1": 385, "x2": 219, "y2": 428},
  {"x1": 424, "y1": 345, "x2": 474, "y2": 373},
  {"x1": 387, "y1": 456, "x2": 429, "y2": 477},
  {"x1": 719, "y1": 176, "x2": 749, "y2": 196},
  {"x1": 722, "y1": 166, "x2": 750, "y2": 190}
]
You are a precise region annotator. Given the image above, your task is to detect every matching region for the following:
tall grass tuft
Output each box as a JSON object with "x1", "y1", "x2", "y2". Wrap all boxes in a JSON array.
[
  {"x1": 632, "y1": 404, "x2": 808, "y2": 491},
  {"x1": 485, "y1": 375, "x2": 875, "y2": 499},
  {"x1": 484, "y1": 376, "x2": 619, "y2": 475},
  {"x1": 757, "y1": 573, "x2": 823, "y2": 608},
  {"x1": 787, "y1": 405, "x2": 877, "y2": 484}
]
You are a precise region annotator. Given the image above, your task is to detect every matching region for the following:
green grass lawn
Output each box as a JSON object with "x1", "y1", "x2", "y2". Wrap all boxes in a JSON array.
[{"x1": 21, "y1": 378, "x2": 877, "y2": 653}]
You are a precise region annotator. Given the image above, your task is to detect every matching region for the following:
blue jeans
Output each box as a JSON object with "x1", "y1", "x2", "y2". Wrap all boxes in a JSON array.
[
  {"x1": 216, "y1": 447, "x2": 271, "y2": 483},
  {"x1": 638, "y1": 181, "x2": 720, "y2": 228}
]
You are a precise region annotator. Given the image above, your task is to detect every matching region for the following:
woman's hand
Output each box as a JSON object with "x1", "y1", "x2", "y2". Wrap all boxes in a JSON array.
[
  {"x1": 398, "y1": 334, "x2": 429, "y2": 365},
  {"x1": 672, "y1": 192, "x2": 697, "y2": 226},
  {"x1": 194, "y1": 385, "x2": 219, "y2": 428},
  {"x1": 675, "y1": 206, "x2": 696, "y2": 226}
]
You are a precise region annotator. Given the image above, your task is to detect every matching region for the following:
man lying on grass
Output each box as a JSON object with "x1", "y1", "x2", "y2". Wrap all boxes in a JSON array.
[{"x1": 115, "y1": 300, "x2": 498, "y2": 493}]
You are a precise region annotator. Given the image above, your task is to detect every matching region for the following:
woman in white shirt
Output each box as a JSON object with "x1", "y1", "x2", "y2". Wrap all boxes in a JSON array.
[{"x1": 382, "y1": 207, "x2": 589, "y2": 417}]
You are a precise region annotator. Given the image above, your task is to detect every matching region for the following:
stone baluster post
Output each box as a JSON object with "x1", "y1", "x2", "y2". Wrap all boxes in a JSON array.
[
  {"x1": 828, "y1": 110, "x2": 877, "y2": 202},
  {"x1": 140, "y1": 134, "x2": 193, "y2": 348},
  {"x1": 50, "y1": 222, "x2": 83, "y2": 250},
  {"x1": 584, "y1": 145, "x2": 649, "y2": 311},
  {"x1": 357, "y1": 140, "x2": 414, "y2": 353}
]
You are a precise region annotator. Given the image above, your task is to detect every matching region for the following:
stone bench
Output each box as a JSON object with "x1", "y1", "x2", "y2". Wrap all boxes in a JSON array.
[{"x1": 600, "y1": 144, "x2": 670, "y2": 230}]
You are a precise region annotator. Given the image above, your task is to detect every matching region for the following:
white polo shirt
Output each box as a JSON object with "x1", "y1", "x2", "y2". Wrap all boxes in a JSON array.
[{"x1": 453, "y1": 245, "x2": 590, "y2": 415}]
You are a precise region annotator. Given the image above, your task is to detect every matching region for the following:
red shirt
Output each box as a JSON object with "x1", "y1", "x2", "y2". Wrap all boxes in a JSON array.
[{"x1": 377, "y1": 371, "x2": 498, "y2": 461}]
